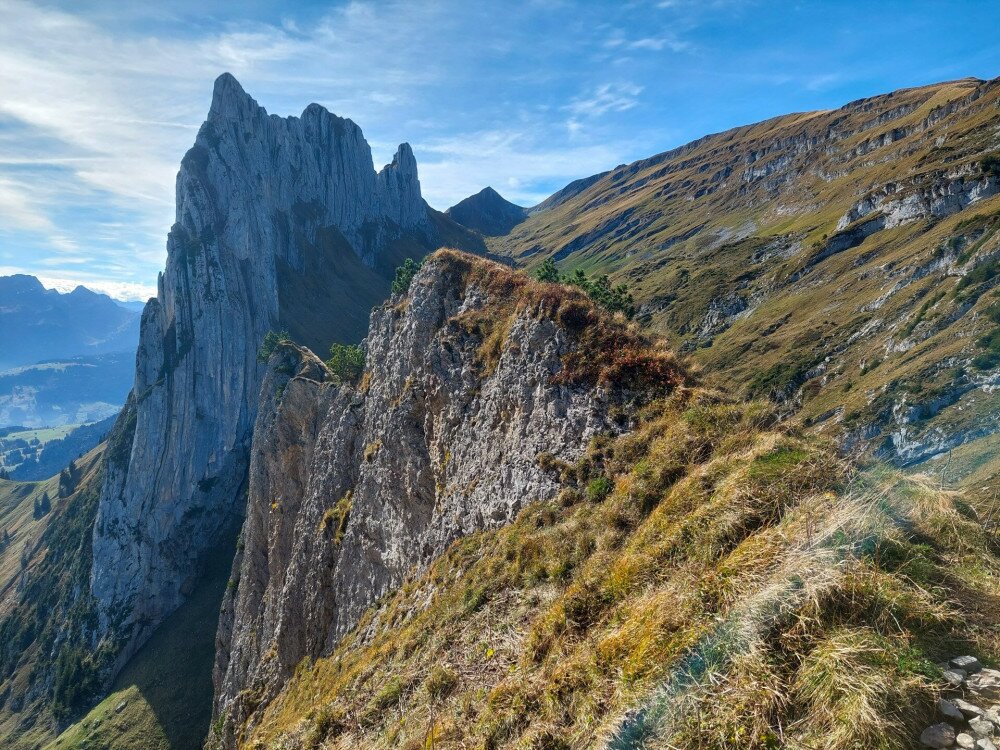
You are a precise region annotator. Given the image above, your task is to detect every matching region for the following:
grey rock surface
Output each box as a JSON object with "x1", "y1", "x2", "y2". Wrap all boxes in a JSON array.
[
  {"x1": 922, "y1": 722, "x2": 957, "y2": 748},
  {"x1": 211, "y1": 253, "x2": 646, "y2": 747},
  {"x1": 942, "y1": 699, "x2": 968, "y2": 721},
  {"x1": 970, "y1": 718, "x2": 994, "y2": 738},
  {"x1": 956, "y1": 698, "x2": 986, "y2": 719},
  {"x1": 89, "y1": 73, "x2": 441, "y2": 671},
  {"x1": 953, "y1": 656, "x2": 984, "y2": 674}
]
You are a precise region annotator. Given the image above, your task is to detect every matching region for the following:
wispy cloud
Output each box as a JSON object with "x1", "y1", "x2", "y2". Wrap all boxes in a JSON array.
[
  {"x1": 604, "y1": 30, "x2": 691, "y2": 53},
  {"x1": 567, "y1": 82, "x2": 644, "y2": 118},
  {"x1": 417, "y1": 128, "x2": 636, "y2": 207}
]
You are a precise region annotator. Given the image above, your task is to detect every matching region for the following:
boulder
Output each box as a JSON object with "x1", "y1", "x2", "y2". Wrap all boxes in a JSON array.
[
  {"x1": 941, "y1": 699, "x2": 968, "y2": 721},
  {"x1": 969, "y1": 718, "x2": 994, "y2": 738},
  {"x1": 952, "y1": 656, "x2": 984, "y2": 674},
  {"x1": 945, "y1": 669, "x2": 969, "y2": 686},
  {"x1": 955, "y1": 699, "x2": 985, "y2": 719},
  {"x1": 922, "y1": 723, "x2": 957, "y2": 748}
]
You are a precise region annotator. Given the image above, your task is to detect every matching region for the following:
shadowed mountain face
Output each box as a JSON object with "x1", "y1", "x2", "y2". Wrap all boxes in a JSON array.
[
  {"x1": 0, "y1": 276, "x2": 140, "y2": 371},
  {"x1": 446, "y1": 186, "x2": 528, "y2": 236},
  {"x1": 490, "y1": 76, "x2": 1000, "y2": 467}
]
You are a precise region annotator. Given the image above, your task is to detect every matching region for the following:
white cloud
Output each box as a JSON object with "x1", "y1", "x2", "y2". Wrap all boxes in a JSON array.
[
  {"x1": 37, "y1": 276, "x2": 157, "y2": 301},
  {"x1": 0, "y1": 0, "x2": 667, "y2": 285},
  {"x1": 604, "y1": 30, "x2": 691, "y2": 53},
  {"x1": 0, "y1": 175, "x2": 54, "y2": 232},
  {"x1": 0, "y1": 265, "x2": 155, "y2": 300},
  {"x1": 567, "y1": 82, "x2": 644, "y2": 118},
  {"x1": 417, "y1": 128, "x2": 631, "y2": 208}
]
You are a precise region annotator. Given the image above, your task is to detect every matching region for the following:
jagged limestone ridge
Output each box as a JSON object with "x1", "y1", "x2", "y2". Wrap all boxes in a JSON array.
[{"x1": 89, "y1": 72, "x2": 435, "y2": 676}]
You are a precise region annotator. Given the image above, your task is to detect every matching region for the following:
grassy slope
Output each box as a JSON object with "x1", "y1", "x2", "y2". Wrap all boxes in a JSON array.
[
  {"x1": 0, "y1": 425, "x2": 231, "y2": 750},
  {"x1": 488, "y1": 77, "x2": 1000, "y2": 468},
  {"x1": 0, "y1": 446, "x2": 103, "y2": 750},
  {"x1": 44, "y1": 539, "x2": 232, "y2": 750},
  {"x1": 237, "y1": 390, "x2": 999, "y2": 750},
  {"x1": 211, "y1": 259, "x2": 1000, "y2": 750},
  {"x1": 0, "y1": 468, "x2": 61, "y2": 614}
]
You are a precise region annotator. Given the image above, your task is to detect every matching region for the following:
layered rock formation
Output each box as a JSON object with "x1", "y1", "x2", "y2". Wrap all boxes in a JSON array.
[
  {"x1": 90, "y1": 73, "x2": 451, "y2": 670},
  {"x1": 488, "y1": 77, "x2": 1000, "y2": 470},
  {"x1": 211, "y1": 251, "x2": 679, "y2": 746}
]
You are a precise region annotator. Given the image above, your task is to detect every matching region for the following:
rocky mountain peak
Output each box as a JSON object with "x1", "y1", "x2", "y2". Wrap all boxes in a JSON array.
[
  {"x1": 88, "y1": 74, "x2": 450, "y2": 674},
  {"x1": 0, "y1": 273, "x2": 46, "y2": 295},
  {"x1": 446, "y1": 185, "x2": 528, "y2": 236},
  {"x1": 211, "y1": 249, "x2": 683, "y2": 745},
  {"x1": 385, "y1": 141, "x2": 417, "y2": 177},
  {"x1": 207, "y1": 72, "x2": 260, "y2": 124}
]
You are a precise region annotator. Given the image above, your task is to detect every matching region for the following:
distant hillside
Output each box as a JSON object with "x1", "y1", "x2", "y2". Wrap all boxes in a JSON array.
[
  {"x1": 0, "y1": 353, "x2": 133, "y2": 428},
  {"x1": 3, "y1": 416, "x2": 116, "y2": 481},
  {"x1": 490, "y1": 76, "x2": 1000, "y2": 470},
  {"x1": 446, "y1": 186, "x2": 528, "y2": 236},
  {"x1": 0, "y1": 275, "x2": 140, "y2": 371}
]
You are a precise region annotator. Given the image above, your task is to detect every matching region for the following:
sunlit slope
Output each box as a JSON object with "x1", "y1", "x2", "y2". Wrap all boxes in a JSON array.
[
  {"x1": 0, "y1": 446, "x2": 104, "y2": 749},
  {"x1": 492, "y1": 77, "x2": 1000, "y2": 466},
  {"x1": 229, "y1": 391, "x2": 999, "y2": 750}
]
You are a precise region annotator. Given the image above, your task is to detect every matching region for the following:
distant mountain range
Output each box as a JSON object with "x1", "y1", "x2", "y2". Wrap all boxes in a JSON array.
[{"x1": 0, "y1": 275, "x2": 141, "y2": 371}]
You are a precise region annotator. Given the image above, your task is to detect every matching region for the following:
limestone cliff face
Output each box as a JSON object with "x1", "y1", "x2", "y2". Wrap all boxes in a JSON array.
[
  {"x1": 211, "y1": 252, "x2": 660, "y2": 747},
  {"x1": 90, "y1": 73, "x2": 441, "y2": 669}
]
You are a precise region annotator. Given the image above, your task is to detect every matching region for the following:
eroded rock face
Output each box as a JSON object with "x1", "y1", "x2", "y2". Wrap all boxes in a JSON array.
[
  {"x1": 212, "y1": 253, "x2": 640, "y2": 746},
  {"x1": 90, "y1": 73, "x2": 439, "y2": 671}
]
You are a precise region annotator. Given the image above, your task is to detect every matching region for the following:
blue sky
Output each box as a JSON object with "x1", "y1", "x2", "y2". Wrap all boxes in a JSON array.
[{"x1": 1, "y1": 0, "x2": 998, "y2": 299}]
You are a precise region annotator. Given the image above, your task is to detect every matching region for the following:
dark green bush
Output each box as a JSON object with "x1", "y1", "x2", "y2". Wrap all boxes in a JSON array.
[
  {"x1": 326, "y1": 343, "x2": 365, "y2": 384},
  {"x1": 973, "y1": 326, "x2": 1000, "y2": 370},
  {"x1": 981, "y1": 153, "x2": 1000, "y2": 177},
  {"x1": 532, "y1": 259, "x2": 635, "y2": 318},
  {"x1": 391, "y1": 257, "x2": 423, "y2": 295},
  {"x1": 534, "y1": 258, "x2": 562, "y2": 283},
  {"x1": 258, "y1": 330, "x2": 290, "y2": 362}
]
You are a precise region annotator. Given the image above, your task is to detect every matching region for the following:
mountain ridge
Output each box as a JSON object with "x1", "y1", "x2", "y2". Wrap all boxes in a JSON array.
[
  {"x1": 0, "y1": 273, "x2": 140, "y2": 372},
  {"x1": 488, "y1": 74, "x2": 1000, "y2": 470},
  {"x1": 445, "y1": 186, "x2": 528, "y2": 236}
]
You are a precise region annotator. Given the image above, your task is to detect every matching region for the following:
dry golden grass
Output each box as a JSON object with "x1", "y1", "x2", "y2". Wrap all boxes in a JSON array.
[{"x1": 228, "y1": 385, "x2": 999, "y2": 750}]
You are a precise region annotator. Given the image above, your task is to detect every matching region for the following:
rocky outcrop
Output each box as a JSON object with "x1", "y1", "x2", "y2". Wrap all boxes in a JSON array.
[
  {"x1": 836, "y1": 168, "x2": 1000, "y2": 233},
  {"x1": 89, "y1": 73, "x2": 449, "y2": 673},
  {"x1": 211, "y1": 251, "x2": 681, "y2": 747},
  {"x1": 919, "y1": 656, "x2": 1000, "y2": 749}
]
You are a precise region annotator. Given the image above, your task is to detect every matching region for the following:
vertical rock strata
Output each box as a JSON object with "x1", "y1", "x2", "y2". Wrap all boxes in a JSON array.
[
  {"x1": 212, "y1": 252, "x2": 676, "y2": 745},
  {"x1": 90, "y1": 73, "x2": 437, "y2": 669}
]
